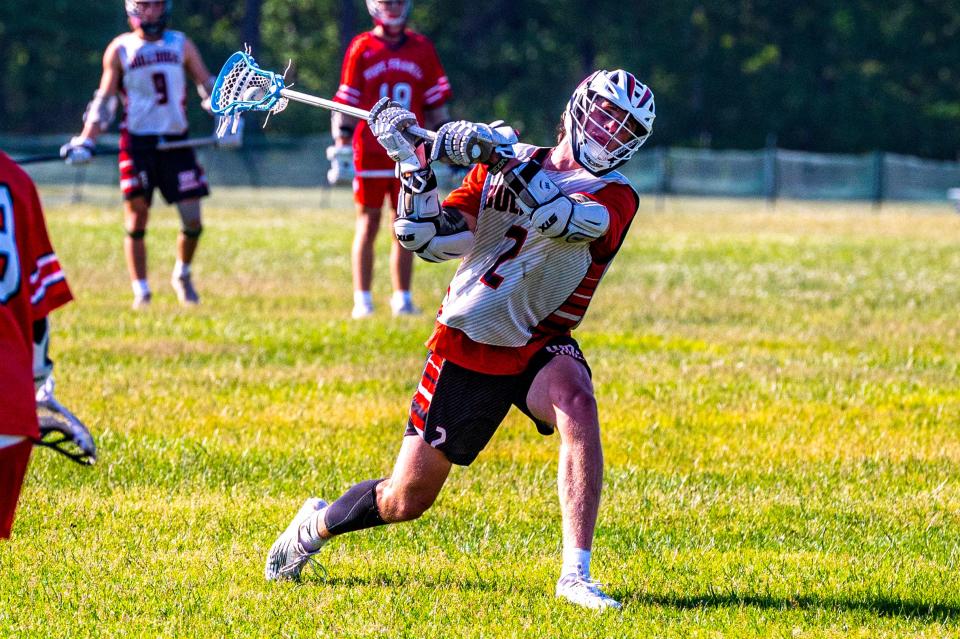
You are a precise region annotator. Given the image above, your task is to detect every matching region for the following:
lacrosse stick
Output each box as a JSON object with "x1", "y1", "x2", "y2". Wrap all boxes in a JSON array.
[
  {"x1": 14, "y1": 137, "x2": 226, "y2": 166},
  {"x1": 211, "y1": 51, "x2": 438, "y2": 141},
  {"x1": 35, "y1": 397, "x2": 97, "y2": 465}
]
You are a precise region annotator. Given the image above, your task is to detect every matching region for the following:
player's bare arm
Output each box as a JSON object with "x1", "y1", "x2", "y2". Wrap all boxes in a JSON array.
[
  {"x1": 61, "y1": 39, "x2": 122, "y2": 163},
  {"x1": 183, "y1": 37, "x2": 214, "y2": 109}
]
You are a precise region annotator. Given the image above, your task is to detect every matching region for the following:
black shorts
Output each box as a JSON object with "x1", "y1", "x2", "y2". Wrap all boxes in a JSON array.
[
  {"x1": 404, "y1": 336, "x2": 592, "y2": 466},
  {"x1": 119, "y1": 133, "x2": 210, "y2": 205}
]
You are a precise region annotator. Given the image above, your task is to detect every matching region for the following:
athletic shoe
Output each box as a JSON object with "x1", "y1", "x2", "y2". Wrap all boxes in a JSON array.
[
  {"x1": 131, "y1": 293, "x2": 152, "y2": 310},
  {"x1": 390, "y1": 298, "x2": 421, "y2": 317},
  {"x1": 351, "y1": 300, "x2": 375, "y2": 319},
  {"x1": 171, "y1": 273, "x2": 200, "y2": 305},
  {"x1": 555, "y1": 573, "x2": 622, "y2": 610},
  {"x1": 264, "y1": 498, "x2": 328, "y2": 581}
]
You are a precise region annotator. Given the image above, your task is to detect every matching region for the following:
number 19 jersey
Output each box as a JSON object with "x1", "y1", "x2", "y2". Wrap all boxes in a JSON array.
[
  {"x1": 334, "y1": 30, "x2": 452, "y2": 171},
  {"x1": 115, "y1": 30, "x2": 189, "y2": 136}
]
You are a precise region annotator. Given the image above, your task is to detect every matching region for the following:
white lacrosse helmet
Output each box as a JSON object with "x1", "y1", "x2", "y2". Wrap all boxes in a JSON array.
[
  {"x1": 125, "y1": 0, "x2": 172, "y2": 36},
  {"x1": 563, "y1": 69, "x2": 655, "y2": 176},
  {"x1": 366, "y1": 0, "x2": 411, "y2": 29}
]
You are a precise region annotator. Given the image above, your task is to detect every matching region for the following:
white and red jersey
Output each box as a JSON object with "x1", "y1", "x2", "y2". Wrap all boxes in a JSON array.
[
  {"x1": 334, "y1": 30, "x2": 452, "y2": 171},
  {"x1": 115, "y1": 30, "x2": 189, "y2": 136},
  {"x1": 428, "y1": 144, "x2": 639, "y2": 375},
  {"x1": 0, "y1": 152, "x2": 73, "y2": 439}
]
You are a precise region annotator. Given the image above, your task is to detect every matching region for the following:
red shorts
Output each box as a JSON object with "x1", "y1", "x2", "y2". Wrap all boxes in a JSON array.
[
  {"x1": 0, "y1": 438, "x2": 33, "y2": 539},
  {"x1": 352, "y1": 175, "x2": 400, "y2": 210}
]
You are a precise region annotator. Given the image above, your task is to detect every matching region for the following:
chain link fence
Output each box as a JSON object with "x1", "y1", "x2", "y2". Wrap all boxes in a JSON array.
[{"x1": 4, "y1": 134, "x2": 959, "y2": 206}]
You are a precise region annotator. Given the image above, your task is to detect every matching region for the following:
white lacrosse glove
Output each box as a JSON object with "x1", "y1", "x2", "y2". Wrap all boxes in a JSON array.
[
  {"x1": 215, "y1": 115, "x2": 244, "y2": 149},
  {"x1": 430, "y1": 120, "x2": 518, "y2": 167},
  {"x1": 368, "y1": 97, "x2": 426, "y2": 174},
  {"x1": 35, "y1": 375, "x2": 56, "y2": 403},
  {"x1": 326, "y1": 144, "x2": 355, "y2": 185},
  {"x1": 60, "y1": 136, "x2": 95, "y2": 165}
]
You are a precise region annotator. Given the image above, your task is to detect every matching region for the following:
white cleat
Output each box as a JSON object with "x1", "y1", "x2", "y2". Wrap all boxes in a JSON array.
[
  {"x1": 351, "y1": 301, "x2": 375, "y2": 319},
  {"x1": 264, "y1": 497, "x2": 328, "y2": 581},
  {"x1": 556, "y1": 573, "x2": 623, "y2": 610}
]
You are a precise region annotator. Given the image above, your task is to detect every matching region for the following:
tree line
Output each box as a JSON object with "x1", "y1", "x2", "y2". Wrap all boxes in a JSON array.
[{"x1": 3, "y1": 0, "x2": 958, "y2": 158}]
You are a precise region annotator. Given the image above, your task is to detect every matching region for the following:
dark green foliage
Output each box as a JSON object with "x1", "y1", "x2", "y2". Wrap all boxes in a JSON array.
[{"x1": 3, "y1": 0, "x2": 959, "y2": 157}]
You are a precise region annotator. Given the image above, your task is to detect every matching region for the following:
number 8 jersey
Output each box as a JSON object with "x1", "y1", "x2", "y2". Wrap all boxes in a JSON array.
[
  {"x1": 115, "y1": 30, "x2": 189, "y2": 136},
  {"x1": 0, "y1": 152, "x2": 73, "y2": 439}
]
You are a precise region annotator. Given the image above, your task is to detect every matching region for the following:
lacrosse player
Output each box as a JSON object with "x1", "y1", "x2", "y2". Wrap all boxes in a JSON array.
[
  {"x1": 61, "y1": 0, "x2": 226, "y2": 309},
  {"x1": 329, "y1": 0, "x2": 453, "y2": 318},
  {"x1": 0, "y1": 151, "x2": 96, "y2": 539},
  {"x1": 265, "y1": 70, "x2": 655, "y2": 610}
]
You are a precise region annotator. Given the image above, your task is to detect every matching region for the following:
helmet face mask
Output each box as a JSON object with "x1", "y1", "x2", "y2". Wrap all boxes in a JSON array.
[
  {"x1": 564, "y1": 70, "x2": 655, "y2": 176},
  {"x1": 366, "y1": 0, "x2": 411, "y2": 30},
  {"x1": 126, "y1": 0, "x2": 171, "y2": 37}
]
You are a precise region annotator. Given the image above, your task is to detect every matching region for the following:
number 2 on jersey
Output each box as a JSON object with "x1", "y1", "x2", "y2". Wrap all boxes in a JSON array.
[
  {"x1": 0, "y1": 185, "x2": 22, "y2": 304},
  {"x1": 481, "y1": 225, "x2": 527, "y2": 289}
]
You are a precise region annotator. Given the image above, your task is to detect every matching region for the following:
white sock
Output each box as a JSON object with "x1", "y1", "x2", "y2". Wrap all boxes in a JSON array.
[
  {"x1": 173, "y1": 260, "x2": 190, "y2": 279},
  {"x1": 132, "y1": 279, "x2": 150, "y2": 298},
  {"x1": 562, "y1": 547, "x2": 591, "y2": 580},
  {"x1": 297, "y1": 509, "x2": 326, "y2": 552},
  {"x1": 391, "y1": 290, "x2": 412, "y2": 307},
  {"x1": 354, "y1": 290, "x2": 373, "y2": 307}
]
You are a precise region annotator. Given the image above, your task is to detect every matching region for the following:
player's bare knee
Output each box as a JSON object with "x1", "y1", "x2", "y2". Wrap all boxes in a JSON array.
[{"x1": 556, "y1": 386, "x2": 598, "y2": 421}]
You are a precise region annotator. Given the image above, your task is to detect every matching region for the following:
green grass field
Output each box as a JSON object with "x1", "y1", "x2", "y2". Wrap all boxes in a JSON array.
[{"x1": 3, "y1": 187, "x2": 960, "y2": 637}]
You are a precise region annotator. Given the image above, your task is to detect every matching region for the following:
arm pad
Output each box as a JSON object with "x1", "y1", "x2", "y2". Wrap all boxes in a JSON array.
[
  {"x1": 395, "y1": 207, "x2": 475, "y2": 262},
  {"x1": 83, "y1": 90, "x2": 118, "y2": 128}
]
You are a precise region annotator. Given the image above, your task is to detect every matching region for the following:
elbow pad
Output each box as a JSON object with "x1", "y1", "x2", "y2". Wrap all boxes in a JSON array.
[
  {"x1": 82, "y1": 90, "x2": 118, "y2": 127},
  {"x1": 505, "y1": 160, "x2": 609, "y2": 242},
  {"x1": 530, "y1": 196, "x2": 608, "y2": 242},
  {"x1": 395, "y1": 207, "x2": 475, "y2": 262}
]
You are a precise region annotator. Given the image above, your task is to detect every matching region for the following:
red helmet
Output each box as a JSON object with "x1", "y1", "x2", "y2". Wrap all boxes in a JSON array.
[
  {"x1": 563, "y1": 70, "x2": 655, "y2": 175},
  {"x1": 366, "y1": 0, "x2": 411, "y2": 29},
  {"x1": 125, "y1": 0, "x2": 171, "y2": 36}
]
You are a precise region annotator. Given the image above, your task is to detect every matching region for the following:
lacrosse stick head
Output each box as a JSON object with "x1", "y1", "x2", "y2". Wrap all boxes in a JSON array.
[
  {"x1": 212, "y1": 51, "x2": 290, "y2": 118},
  {"x1": 36, "y1": 400, "x2": 97, "y2": 466}
]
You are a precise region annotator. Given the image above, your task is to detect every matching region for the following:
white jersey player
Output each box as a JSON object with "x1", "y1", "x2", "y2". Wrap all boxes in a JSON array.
[
  {"x1": 263, "y1": 70, "x2": 656, "y2": 612},
  {"x1": 61, "y1": 0, "x2": 218, "y2": 309}
]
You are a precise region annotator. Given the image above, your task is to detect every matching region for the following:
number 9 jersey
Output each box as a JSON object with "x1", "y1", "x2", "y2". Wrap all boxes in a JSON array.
[
  {"x1": 115, "y1": 30, "x2": 189, "y2": 135},
  {"x1": 334, "y1": 30, "x2": 452, "y2": 172}
]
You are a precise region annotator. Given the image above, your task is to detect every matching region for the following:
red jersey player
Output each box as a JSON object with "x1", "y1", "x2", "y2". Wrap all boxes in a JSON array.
[
  {"x1": 0, "y1": 151, "x2": 94, "y2": 539},
  {"x1": 61, "y1": 0, "x2": 224, "y2": 309},
  {"x1": 328, "y1": 0, "x2": 452, "y2": 318},
  {"x1": 265, "y1": 70, "x2": 656, "y2": 611}
]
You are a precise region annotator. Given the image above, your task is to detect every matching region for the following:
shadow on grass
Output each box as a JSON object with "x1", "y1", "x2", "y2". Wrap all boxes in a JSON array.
[{"x1": 635, "y1": 592, "x2": 960, "y2": 621}]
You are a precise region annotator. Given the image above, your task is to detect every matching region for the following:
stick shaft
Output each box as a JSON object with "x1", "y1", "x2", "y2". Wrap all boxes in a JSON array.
[
  {"x1": 13, "y1": 137, "x2": 218, "y2": 165},
  {"x1": 279, "y1": 88, "x2": 436, "y2": 141}
]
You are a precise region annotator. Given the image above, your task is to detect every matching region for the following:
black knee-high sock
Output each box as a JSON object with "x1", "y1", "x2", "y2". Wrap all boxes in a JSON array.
[{"x1": 323, "y1": 478, "x2": 387, "y2": 535}]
